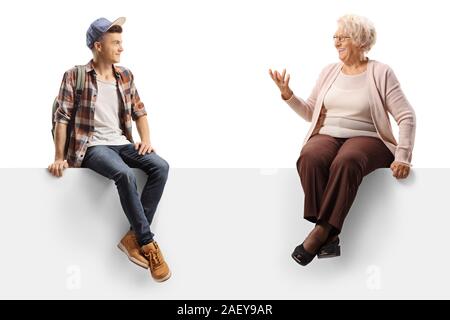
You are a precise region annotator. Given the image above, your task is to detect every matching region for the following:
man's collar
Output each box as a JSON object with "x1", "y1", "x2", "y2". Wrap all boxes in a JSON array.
[
  {"x1": 85, "y1": 60, "x2": 95, "y2": 73},
  {"x1": 86, "y1": 60, "x2": 121, "y2": 79}
]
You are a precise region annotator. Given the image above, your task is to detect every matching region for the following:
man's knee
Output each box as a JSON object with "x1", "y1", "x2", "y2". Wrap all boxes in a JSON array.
[
  {"x1": 154, "y1": 158, "x2": 169, "y2": 181},
  {"x1": 143, "y1": 155, "x2": 170, "y2": 181}
]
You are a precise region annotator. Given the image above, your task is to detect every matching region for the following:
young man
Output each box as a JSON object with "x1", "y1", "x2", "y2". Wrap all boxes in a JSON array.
[{"x1": 48, "y1": 17, "x2": 171, "y2": 282}]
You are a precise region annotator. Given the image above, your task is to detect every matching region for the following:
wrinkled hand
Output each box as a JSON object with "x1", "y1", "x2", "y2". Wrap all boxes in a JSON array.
[
  {"x1": 269, "y1": 68, "x2": 293, "y2": 100},
  {"x1": 390, "y1": 161, "x2": 410, "y2": 179},
  {"x1": 134, "y1": 142, "x2": 153, "y2": 155},
  {"x1": 48, "y1": 160, "x2": 68, "y2": 177}
]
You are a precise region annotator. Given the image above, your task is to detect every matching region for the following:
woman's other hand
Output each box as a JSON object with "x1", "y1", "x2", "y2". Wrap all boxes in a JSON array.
[
  {"x1": 269, "y1": 68, "x2": 293, "y2": 100},
  {"x1": 390, "y1": 161, "x2": 410, "y2": 179}
]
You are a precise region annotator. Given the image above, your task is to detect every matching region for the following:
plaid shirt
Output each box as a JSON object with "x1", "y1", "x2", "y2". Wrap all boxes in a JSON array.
[{"x1": 54, "y1": 60, "x2": 147, "y2": 167}]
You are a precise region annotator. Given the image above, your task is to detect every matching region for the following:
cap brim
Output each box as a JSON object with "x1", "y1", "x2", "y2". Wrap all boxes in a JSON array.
[{"x1": 107, "y1": 17, "x2": 126, "y2": 30}]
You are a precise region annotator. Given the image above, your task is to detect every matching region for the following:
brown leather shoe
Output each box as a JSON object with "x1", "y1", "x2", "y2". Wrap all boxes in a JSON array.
[
  {"x1": 117, "y1": 230, "x2": 149, "y2": 269},
  {"x1": 141, "y1": 241, "x2": 171, "y2": 282}
]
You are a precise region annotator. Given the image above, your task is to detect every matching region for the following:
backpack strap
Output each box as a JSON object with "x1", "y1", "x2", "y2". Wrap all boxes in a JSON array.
[
  {"x1": 63, "y1": 65, "x2": 86, "y2": 158},
  {"x1": 51, "y1": 65, "x2": 86, "y2": 140},
  {"x1": 73, "y1": 65, "x2": 85, "y2": 110}
]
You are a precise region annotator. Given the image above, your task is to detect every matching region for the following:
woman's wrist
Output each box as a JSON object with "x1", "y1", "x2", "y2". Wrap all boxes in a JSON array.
[{"x1": 281, "y1": 89, "x2": 293, "y2": 100}]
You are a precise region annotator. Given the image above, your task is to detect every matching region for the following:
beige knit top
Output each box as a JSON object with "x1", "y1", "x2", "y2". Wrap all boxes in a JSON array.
[{"x1": 319, "y1": 70, "x2": 379, "y2": 138}]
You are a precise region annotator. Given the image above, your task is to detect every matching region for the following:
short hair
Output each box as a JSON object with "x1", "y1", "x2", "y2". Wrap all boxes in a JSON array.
[
  {"x1": 337, "y1": 14, "x2": 376, "y2": 52},
  {"x1": 107, "y1": 25, "x2": 123, "y2": 34}
]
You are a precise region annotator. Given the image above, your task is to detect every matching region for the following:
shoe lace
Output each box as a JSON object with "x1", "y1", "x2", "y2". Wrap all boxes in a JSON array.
[
  {"x1": 151, "y1": 252, "x2": 162, "y2": 267},
  {"x1": 148, "y1": 244, "x2": 163, "y2": 268}
]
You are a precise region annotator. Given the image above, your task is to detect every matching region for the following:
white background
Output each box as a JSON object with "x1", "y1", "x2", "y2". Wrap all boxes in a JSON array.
[
  {"x1": 0, "y1": 0, "x2": 448, "y2": 167},
  {"x1": 1, "y1": 0, "x2": 449, "y2": 300}
]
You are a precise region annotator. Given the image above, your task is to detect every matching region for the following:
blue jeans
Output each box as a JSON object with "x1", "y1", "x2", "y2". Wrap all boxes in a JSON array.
[{"x1": 81, "y1": 144, "x2": 169, "y2": 246}]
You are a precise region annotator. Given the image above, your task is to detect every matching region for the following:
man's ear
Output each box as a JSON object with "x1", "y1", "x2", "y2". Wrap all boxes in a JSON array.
[{"x1": 94, "y1": 41, "x2": 102, "y2": 53}]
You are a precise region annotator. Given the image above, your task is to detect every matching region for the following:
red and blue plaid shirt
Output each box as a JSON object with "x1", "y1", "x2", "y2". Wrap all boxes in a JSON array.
[{"x1": 54, "y1": 60, "x2": 147, "y2": 167}]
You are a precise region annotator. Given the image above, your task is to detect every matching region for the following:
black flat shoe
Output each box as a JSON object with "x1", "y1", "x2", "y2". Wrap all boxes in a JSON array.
[
  {"x1": 317, "y1": 237, "x2": 341, "y2": 259},
  {"x1": 292, "y1": 244, "x2": 316, "y2": 266}
]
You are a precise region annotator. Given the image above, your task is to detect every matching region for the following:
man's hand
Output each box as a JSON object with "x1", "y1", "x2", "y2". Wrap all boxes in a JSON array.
[
  {"x1": 134, "y1": 141, "x2": 153, "y2": 155},
  {"x1": 48, "y1": 159, "x2": 68, "y2": 177},
  {"x1": 390, "y1": 161, "x2": 410, "y2": 179}
]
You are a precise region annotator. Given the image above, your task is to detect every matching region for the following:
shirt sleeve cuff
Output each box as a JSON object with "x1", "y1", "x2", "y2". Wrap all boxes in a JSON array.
[
  {"x1": 54, "y1": 111, "x2": 70, "y2": 124},
  {"x1": 394, "y1": 147, "x2": 413, "y2": 167},
  {"x1": 132, "y1": 109, "x2": 147, "y2": 120}
]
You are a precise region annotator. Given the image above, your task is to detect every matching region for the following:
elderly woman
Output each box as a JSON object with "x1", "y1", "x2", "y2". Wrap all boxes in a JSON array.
[{"x1": 269, "y1": 14, "x2": 416, "y2": 266}]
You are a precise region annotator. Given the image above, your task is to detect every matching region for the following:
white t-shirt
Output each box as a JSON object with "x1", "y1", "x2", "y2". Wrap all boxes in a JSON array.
[{"x1": 88, "y1": 78, "x2": 130, "y2": 147}]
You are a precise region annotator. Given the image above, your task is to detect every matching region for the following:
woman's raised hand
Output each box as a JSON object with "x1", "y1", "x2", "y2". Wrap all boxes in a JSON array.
[{"x1": 269, "y1": 68, "x2": 293, "y2": 100}]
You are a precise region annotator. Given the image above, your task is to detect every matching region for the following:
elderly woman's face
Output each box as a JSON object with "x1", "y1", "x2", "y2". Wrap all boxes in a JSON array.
[{"x1": 334, "y1": 28, "x2": 364, "y2": 64}]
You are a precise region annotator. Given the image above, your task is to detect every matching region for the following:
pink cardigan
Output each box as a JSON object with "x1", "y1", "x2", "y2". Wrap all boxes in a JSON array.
[{"x1": 285, "y1": 60, "x2": 416, "y2": 165}]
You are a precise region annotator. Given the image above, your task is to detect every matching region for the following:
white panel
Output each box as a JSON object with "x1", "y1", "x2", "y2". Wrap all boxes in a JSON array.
[{"x1": 0, "y1": 168, "x2": 446, "y2": 299}]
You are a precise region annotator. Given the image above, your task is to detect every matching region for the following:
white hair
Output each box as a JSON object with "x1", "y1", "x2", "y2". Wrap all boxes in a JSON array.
[{"x1": 337, "y1": 14, "x2": 377, "y2": 52}]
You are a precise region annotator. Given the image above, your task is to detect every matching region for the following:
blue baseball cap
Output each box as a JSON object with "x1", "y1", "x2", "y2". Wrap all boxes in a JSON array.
[{"x1": 86, "y1": 17, "x2": 126, "y2": 49}]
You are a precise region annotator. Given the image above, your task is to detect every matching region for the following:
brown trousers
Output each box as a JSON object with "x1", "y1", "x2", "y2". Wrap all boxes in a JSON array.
[{"x1": 296, "y1": 134, "x2": 394, "y2": 234}]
